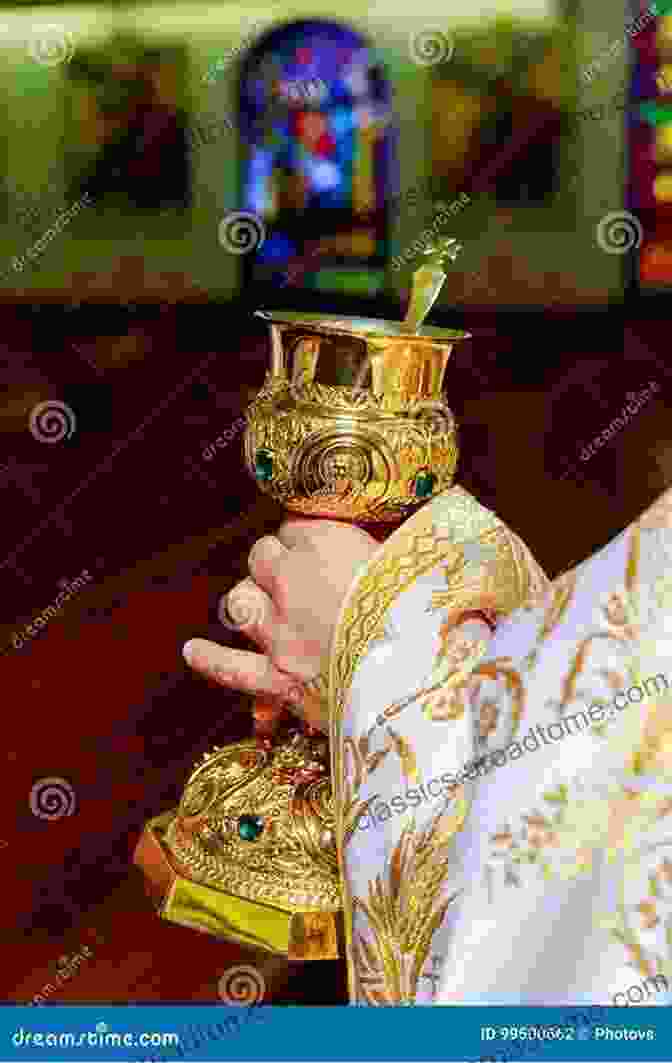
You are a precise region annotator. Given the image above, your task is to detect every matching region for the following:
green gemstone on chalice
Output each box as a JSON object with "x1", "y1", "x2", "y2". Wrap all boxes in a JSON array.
[
  {"x1": 237, "y1": 814, "x2": 264, "y2": 841},
  {"x1": 414, "y1": 470, "x2": 436, "y2": 498},
  {"x1": 254, "y1": 449, "x2": 273, "y2": 482}
]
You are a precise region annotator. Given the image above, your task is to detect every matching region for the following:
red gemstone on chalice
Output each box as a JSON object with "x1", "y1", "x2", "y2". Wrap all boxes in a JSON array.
[{"x1": 253, "y1": 700, "x2": 283, "y2": 725}]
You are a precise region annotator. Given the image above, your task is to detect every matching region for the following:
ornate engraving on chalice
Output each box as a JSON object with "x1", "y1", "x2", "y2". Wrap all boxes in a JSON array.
[
  {"x1": 244, "y1": 238, "x2": 468, "y2": 524},
  {"x1": 246, "y1": 332, "x2": 467, "y2": 523},
  {"x1": 165, "y1": 733, "x2": 339, "y2": 911}
]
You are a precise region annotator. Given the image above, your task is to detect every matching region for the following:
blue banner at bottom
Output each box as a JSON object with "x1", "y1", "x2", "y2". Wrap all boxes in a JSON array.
[{"x1": 1, "y1": 1005, "x2": 671, "y2": 1062}]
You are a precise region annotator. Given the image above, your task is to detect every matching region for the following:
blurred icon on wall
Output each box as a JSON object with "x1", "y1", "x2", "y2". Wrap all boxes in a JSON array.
[{"x1": 64, "y1": 32, "x2": 191, "y2": 212}]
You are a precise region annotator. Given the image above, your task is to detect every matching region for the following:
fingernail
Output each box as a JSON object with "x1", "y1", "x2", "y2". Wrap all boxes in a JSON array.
[{"x1": 182, "y1": 640, "x2": 196, "y2": 665}]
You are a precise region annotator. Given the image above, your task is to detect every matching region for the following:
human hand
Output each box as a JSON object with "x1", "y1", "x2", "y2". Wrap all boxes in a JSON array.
[{"x1": 182, "y1": 520, "x2": 379, "y2": 731}]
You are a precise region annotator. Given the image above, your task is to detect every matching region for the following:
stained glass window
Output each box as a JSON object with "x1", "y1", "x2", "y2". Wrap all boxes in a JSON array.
[
  {"x1": 629, "y1": 3, "x2": 672, "y2": 287},
  {"x1": 239, "y1": 20, "x2": 396, "y2": 296}
]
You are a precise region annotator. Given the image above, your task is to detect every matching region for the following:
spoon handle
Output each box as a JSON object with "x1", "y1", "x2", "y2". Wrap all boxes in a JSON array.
[{"x1": 402, "y1": 237, "x2": 463, "y2": 334}]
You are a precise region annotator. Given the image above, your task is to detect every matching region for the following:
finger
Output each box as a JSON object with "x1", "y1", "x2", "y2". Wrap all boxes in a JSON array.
[
  {"x1": 247, "y1": 535, "x2": 289, "y2": 596},
  {"x1": 221, "y1": 579, "x2": 315, "y2": 675},
  {"x1": 218, "y1": 577, "x2": 280, "y2": 650},
  {"x1": 276, "y1": 519, "x2": 340, "y2": 550},
  {"x1": 183, "y1": 639, "x2": 302, "y2": 703},
  {"x1": 277, "y1": 518, "x2": 375, "y2": 553}
]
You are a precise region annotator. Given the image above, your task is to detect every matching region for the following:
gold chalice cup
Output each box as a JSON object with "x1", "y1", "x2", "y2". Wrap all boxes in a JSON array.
[{"x1": 245, "y1": 306, "x2": 470, "y2": 525}]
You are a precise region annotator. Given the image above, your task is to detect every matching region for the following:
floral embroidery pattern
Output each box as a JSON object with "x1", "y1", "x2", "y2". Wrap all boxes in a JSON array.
[
  {"x1": 540, "y1": 535, "x2": 640, "y2": 726},
  {"x1": 608, "y1": 830, "x2": 672, "y2": 981},
  {"x1": 352, "y1": 803, "x2": 466, "y2": 1004},
  {"x1": 483, "y1": 506, "x2": 672, "y2": 980},
  {"x1": 467, "y1": 659, "x2": 526, "y2": 751},
  {"x1": 342, "y1": 727, "x2": 419, "y2": 844},
  {"x1": 636, "y1": 899, "x2": 659, "y2": 930},
  {"x1": 421, "y1": 684, "x2": 468, "y2": 721}
]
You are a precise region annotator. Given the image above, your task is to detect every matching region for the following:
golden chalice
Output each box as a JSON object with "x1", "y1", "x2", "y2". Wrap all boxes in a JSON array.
[
  {"x1": 246, "y1": 241, "x2": 466, "y2": 526},
  {"x1": 135, "y1": 240, "x2": 469, "y2": 960}
]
